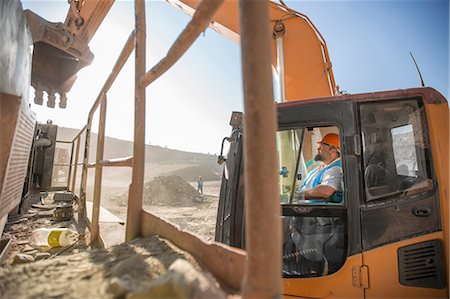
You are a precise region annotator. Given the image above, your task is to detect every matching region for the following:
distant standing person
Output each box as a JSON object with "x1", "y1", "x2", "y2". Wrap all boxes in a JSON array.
[{"x1": 197, "y1": 176, "x2": 203, "y2": 195}]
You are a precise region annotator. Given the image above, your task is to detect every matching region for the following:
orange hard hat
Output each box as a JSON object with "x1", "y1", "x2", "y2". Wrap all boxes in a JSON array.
[{"x1": 317, "y1": 133, "x2": 340, "y2": 149}]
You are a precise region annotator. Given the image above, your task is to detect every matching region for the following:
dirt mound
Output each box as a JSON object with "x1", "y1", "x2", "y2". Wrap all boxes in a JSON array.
[{"x1": 143, "y1": 176, "x2": 201, "y2": 207}]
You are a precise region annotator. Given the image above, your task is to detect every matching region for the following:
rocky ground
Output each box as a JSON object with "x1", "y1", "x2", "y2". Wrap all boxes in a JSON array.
[
  {"x1": 0, "y1": 196, "x2": 91, "y2": 267},
  {"x1": 0, "y1": 175, "x2": 228, "y2": 298},
  {"x1": 0, "y1": 235, "x2": 230, "y2": 299}
]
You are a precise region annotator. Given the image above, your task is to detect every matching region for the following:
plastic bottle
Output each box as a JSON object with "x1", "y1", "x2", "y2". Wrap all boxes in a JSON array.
[{"x1": 29, "y1": 228, "x2": 79, "y2": 248}]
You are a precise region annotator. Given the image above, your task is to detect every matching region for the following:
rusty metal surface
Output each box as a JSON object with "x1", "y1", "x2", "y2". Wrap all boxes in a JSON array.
[
  {"x1": 91, "y1": 94, "x2": 107, "y2": 242},
  {"x1": 140, "y1": 0, "x2": 225, "y2": 88},
  {"x1": 141, "y1": 210, "x2": 246, "y2": 291},
  {"x1": 0, "y1": 93, "x2": 36, "y2": 220},
  {"x1": 239, "y1": 0, "x2": 282, "y2": 298},
  {"x1": 126, "y1": 0, "x2": 146, "y2": 242}
]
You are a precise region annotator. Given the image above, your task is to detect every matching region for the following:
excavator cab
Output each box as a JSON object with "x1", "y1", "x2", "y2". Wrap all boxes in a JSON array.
[
  {"x1": 216, "y1": 88, "x2": 448, "y2": 297},
  {"x1": 278, "y1": 124, "x2": 346, "y2": 278}
]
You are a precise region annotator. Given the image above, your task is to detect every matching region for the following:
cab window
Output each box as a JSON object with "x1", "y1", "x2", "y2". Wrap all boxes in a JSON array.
[
  {"x1": 277, "y1": 125, "x2": 347, "y2": 278},
  {"x1": 277, "y1": 126, "x2": 344, "y2": 205},
  {"x1": 360, "y1": 99, "x2": 433, "y2": 201}
]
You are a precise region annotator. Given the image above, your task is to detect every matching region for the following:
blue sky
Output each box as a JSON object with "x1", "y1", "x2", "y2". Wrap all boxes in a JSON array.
[
  {"x1": 289, "y1": 1, "x2": 449, "y2": 96},
  {"x1": 22, "y1": 0, "x2": 449, "y2": 154}
]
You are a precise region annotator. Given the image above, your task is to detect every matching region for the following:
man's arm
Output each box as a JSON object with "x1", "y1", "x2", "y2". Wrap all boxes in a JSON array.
[
  {"x1": 294, "y1": 165, "x2": 342, "y2": 201},
  {"x1": 294, "y1": 185, "x2": 336, "y2": 201}
]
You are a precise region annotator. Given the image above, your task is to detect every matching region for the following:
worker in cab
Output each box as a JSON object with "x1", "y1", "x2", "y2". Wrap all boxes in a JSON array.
[
  {"x1": 285, "y1": 133, "x2": 345, "y2": 276},
  {"x1": 294, "y1": 133, "x2": 343, "y2": 203}
]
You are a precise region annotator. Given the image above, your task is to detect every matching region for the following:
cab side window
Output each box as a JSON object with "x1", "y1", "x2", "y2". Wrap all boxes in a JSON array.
[
  {"x1": 360, "y1": 99, "x2": 433, "y2": 201},
  {"x1": 276, "y1": 126, "x2": 344, "y2": 205}
]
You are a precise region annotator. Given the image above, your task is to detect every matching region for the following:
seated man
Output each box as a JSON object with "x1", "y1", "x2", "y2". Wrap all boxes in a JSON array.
[
  {"x1": 285, "y1": 134, "x2": 345, "y2": 276},
  {"x1": 294, "y1": 133, "x2": 343, "y2": 202}
]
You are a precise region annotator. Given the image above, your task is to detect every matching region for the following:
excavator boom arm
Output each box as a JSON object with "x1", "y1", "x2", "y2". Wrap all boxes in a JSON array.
[
  {"x1": 168, "y1": 0, "x2": 336, "y2": 100},
  {"x1": 26, "y1": 0, "x2": 335, "y2": 108},
  {"x1": 64, "y1": 0, "x2": 115, "y2": 45}
]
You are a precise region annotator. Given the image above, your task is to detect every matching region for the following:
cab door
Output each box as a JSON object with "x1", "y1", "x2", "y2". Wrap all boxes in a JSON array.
[
  {"x1": 358, "y1": 97, "x2": 447, "y2": 298},
  {"x1": 277, "y1": 100, "x2": 365, "y2": 298}
]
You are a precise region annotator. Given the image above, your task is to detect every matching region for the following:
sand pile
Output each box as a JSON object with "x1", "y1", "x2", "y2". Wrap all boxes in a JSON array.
[{"x1": 143, "y1": 175, "x2": 201, "y2": 207}]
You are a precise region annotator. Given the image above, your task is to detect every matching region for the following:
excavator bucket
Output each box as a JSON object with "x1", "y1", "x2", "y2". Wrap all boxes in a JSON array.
[{"x1": 24, "y1": 10, "x2": 94, "y2": 108}]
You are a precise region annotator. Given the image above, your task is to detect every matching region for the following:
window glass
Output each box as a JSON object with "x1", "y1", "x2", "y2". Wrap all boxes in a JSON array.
[
  {"x1": 276, "y1": 126, "x2": 344, "y2": 205},
  {"x1": 391, "y1": 124, "x2": 418, "y2": 177},
  {"x1": 277, "y1": 129, "x2": 301, "y2": 204},
  {"x1": 360, "y1": 99, "x2": 433, "y2": 201}
]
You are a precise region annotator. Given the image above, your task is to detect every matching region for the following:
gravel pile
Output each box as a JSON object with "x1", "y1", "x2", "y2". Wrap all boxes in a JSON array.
[{"x1": 143, "y1": 175, "x2": 201, "y2": 207}]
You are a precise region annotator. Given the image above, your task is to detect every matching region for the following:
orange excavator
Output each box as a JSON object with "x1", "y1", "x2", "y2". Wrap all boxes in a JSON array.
[
  {"x1": 0, "y1": 0, "x2": 447, "y2": 298},
  {"x1": 172, "y1": 1, "x2": 449, "y2": 298}
]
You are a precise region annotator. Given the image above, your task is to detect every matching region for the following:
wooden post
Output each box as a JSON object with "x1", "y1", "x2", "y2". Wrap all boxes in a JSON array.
[
  {"x1": 239, "y1": 0, "x2": 282, "y2": 298},
  {"x1": 126, "y1": 0, "x2": 146, "y2": 242},
  {"x1": 91, "y1": 93, "x2": 107, "y2": 242}
]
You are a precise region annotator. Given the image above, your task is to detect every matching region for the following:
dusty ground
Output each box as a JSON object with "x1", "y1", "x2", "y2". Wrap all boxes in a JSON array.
[
  {"x1": 0, "y1": 177, "x2": 237, "y2": 299},
  {"x1": 0, "y1": 235, "x2": 229, "y2": 299}
]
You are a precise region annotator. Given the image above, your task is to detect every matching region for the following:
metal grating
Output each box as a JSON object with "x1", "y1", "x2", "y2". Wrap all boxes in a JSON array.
[
  {"x1": 0, "y1": 103, "x2": 35, "y2": 219},
  {"x1": 398, "y1": 239, "x2": 446, "y2": 289}
]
